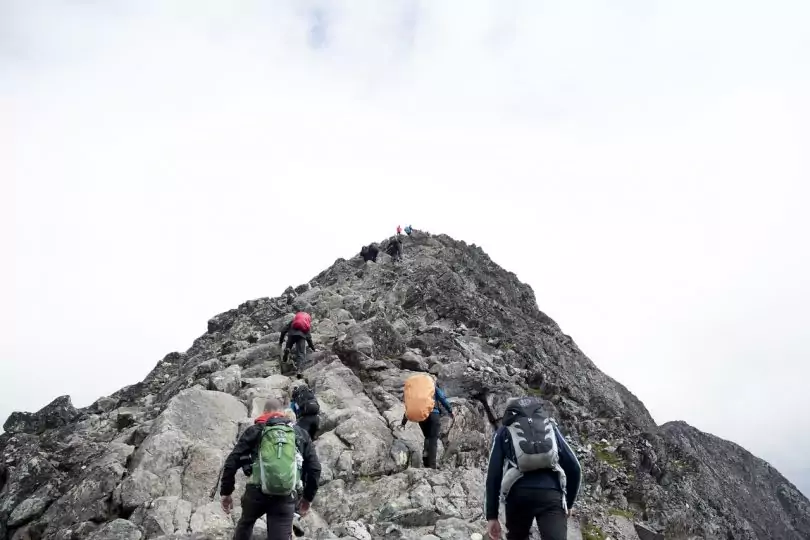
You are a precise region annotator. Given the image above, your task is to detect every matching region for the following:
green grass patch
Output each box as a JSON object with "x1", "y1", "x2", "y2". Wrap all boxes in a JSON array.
[
  {"x1": 583, "y1": 524, "x2": 606, "y2": 540},
  {"x1": 609, "y1": 508, "x2": 635, "y2": 519},
  {"x1": 594, "y1": 442, "x2": 622, "y2": 467}
]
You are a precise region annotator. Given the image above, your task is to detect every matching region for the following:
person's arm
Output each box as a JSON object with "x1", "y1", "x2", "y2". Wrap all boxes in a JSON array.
[
  {"x1": 278, "y1": 323, "x2": 289, "y2": 345},
  {"x1": 436, "y1": 388, "x2": 453, "y2": 416},
  {"x1": 220, "y1": 425, "x2": 261, "y2": 496},
  {"x1": 299, "y1": 430, "x2": 322, "y2": 502},
  {"x1": 555, "y1": 425, "x2": 582, "y2": 510},
  {"x1": 485, "y1": 428, "x2": 506, "y2": 520},
  {"x1": 306, "y1": 334, "x2": 316, "y2": 351}
]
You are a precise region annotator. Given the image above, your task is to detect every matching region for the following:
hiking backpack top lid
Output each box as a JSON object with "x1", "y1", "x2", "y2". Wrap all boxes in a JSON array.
[
  {"x1": 503, "y1": 396, "x2": 560, "y2": 473},
  {"x1": 292, "y1": 385, "x2": 320, "y2": 416},
  {"x1": 291, "y1": 312, "x2": 312, "y2": 333},
  {"x1": 403, "y1": 374, "x2": 435, "y2": 422}
]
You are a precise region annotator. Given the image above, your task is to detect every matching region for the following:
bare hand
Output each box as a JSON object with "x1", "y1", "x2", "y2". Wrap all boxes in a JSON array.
[
  {"x1": 299, "y1": 499, "x2": 311, "y2": 517},
  {"x1": 221, "y1": 495, "x2": 233, "y2": 515},
  {"x1": 487, "y1": 519, "x2": 501, "y2": 540}
]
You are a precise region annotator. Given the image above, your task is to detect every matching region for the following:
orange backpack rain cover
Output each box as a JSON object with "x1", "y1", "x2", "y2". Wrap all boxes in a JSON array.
[{"x1": 404, "y1": 374, "x2": 435, "y2": 422}]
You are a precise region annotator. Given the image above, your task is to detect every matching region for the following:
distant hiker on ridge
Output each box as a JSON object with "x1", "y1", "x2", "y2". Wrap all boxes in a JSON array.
[
  {"x1": 220, "y1": 397, "x2": 322, "y2": 540},
  {"x1": 484, "y1": 396, "x2": 581, "y2": 540},
  {"x1": 360, "y1": 243, "x2": 379, "y2": 262},
  {"x1": 397, "y1": 224, "x2": 402, "y2": 236},
  {"x1": 386, "y1": 236, "x2": 403, "y2": 263},
  {"x1": 400, "y1": 374, "x2": 454, "y2": 469},
  {"x1": 404, "y1": 225, "x2": 413, "y2": 236},
  {"x1": 279, "y1": 312, "x2": 316, "y2": 376}
]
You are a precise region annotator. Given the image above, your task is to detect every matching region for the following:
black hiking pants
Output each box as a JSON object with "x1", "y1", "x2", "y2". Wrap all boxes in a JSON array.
[
  {"x1": 504, "y1": 486, "x2": 567, "y2": 540},
  {"x1": 283, "y1": 336, "x2": 307, "y2": 369},
  {"x1": 297, "y1": 414, "x2": 320, "y2": 441},
  {"x1": 234, "y1": 485, "x2": 295, "y2": 540},
  {"x1": 419, "y1": 412, "x2": 441, "y2": 468}
]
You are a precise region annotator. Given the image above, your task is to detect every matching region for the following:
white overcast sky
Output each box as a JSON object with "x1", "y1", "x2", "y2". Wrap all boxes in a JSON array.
[{"x1": 2, "y1": 0, "x2": 809, "y2": 495}]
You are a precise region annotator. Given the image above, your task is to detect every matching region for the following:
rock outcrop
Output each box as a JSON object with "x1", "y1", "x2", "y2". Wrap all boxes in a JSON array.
[{"x1": 1, "y1": 231, "x2": 808, "y2": 540}]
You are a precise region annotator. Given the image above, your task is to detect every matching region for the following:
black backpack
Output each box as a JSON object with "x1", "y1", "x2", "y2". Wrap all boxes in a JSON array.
[{"x1": 292, "y1": 385, "x2": 320, "y2": 416}]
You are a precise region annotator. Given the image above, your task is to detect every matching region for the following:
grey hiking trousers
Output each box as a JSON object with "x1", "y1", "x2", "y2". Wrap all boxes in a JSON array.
[{"x1": 284, "y1": 335, "x2": 308, "y2": 370}]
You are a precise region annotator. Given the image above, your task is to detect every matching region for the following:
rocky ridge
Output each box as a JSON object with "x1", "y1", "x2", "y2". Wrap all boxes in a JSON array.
[{"x1": 2, "y1": 231, "x2": 808, "y2": 540}]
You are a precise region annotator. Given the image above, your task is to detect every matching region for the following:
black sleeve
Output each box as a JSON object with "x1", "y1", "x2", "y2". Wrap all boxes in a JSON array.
[
  {"x1": 485, "y1": 428, "x2": 506, "y2": 520},
  {"x1": 279, "y1": 323, "x2": 289, "y2": 344},
  {"x1": 298, "y1": 428, "x2": 322, "y2": 502},
  {"x1": 221, "y1": 425, "x2": 261, "y2": 496},
  {"x1": 555, "y1": 426, "x2": 582, "y2": 509},
  {"x1": 306, "y1": 334, "x2": 316, "y2": 350}
]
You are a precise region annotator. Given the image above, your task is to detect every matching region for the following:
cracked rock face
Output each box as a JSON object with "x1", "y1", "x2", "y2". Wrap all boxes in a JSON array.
[{"x1": 2, "y1": 231, "x2": 809, "y2": 540}]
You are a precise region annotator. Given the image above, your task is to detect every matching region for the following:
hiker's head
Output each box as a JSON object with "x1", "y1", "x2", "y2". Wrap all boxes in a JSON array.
[{"x1": 262, "y1": 397, "x2": 284, "y2": 414}]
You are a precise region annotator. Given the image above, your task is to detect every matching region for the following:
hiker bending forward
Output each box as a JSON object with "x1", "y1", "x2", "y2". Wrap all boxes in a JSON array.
[
  {"x1": 484, "y1": 397, "x2": 581, "y2": 540},
  {"x1": 401, "y1": 377, "x2": 454, "y2": 469},
  {"x1": 291, "y1": 383, "x2": 321, "y2": 441},
  {"x1": 220, "y1": 398, "x2": 322, "y2": 540},
  {"x1": 279, "y1": 312, "x2": 316, "y2": 373}
]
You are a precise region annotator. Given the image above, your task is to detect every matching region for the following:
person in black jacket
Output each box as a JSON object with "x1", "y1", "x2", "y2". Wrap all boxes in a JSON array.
[
  {"x1": 484, "y1": 397, "x2": 581, "y2": 540},
  {"x1": 386, "y1": 236, "x2": 402, "y2": 262},
  {"x1": 361, "y1": 244, "x2": 379, "y2": 262},
  {"x1": 220, "y1": 398, "x2": 322, "y2": 540},
  {"x1": 290, "y1": 383, "x2": 320, "y2": 441},
  {"x1": 279, "y1": 319, "x2": 316, "y2": 375}
]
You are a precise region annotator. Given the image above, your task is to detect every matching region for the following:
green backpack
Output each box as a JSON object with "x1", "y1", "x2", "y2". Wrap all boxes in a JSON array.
[{"x1": 250, "y1": 423, "x2": 302, "y2": 496}]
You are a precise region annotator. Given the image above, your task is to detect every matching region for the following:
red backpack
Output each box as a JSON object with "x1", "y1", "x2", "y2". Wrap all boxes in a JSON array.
[{"x1": 291, "y1": 312, "x2": 312, "y2": 333}]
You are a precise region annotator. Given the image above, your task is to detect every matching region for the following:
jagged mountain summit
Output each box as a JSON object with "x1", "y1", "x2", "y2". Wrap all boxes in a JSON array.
[{"x1": 2, "y1": 231, "x2": 808, "y2": 540}]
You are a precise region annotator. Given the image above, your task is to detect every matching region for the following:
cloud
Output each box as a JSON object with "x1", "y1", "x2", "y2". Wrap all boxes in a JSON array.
[{"x1": 2, "y1": 0, "x2": 809, "y2": 495}]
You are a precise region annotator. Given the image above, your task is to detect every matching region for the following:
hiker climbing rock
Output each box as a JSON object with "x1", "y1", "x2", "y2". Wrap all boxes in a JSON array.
[
  {"x1": 386, "y1": 236, "x2": 403, "y2": 262},
  {"x1": 291, "y1": 383, "x2": 321, "y2": 441},
  {"x1": 404, "y1": 224, "x2": 413, "y2": 236},
  {"x1": 220, "y1": 398, "x2": 322, "y2": 540},
  {"x1": 400, "y1": 374, "x2": 453, "y2": 469},
  {"x1": 484, "y1": 396, "x2": 581, "y2": 540},
  {"x1": 279, "y1": 312, "x2": 316, "y2": 376},
  {"x1": 360, "y1": 243, "x2": 379, "y2": 262}
]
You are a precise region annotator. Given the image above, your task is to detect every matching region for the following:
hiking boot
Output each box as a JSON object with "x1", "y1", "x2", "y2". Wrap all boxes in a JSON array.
[{"x1": 292, "y1": 514, "x2": 305, "y2": 537}]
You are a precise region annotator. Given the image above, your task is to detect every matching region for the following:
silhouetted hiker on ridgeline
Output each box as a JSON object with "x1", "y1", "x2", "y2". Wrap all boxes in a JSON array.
[
  {"x1": 400, "y1": 374, "x2": 454, "y2": 469},
  {"x1": 484, "y1": 396, "x2": 581, "y2": 540},
  {"x1": 386, "y1": 236, "x2": 403, "y2": 262},
  {"x1": 291, "y1": 383, "x2": 320, "y2": 441},
  {"x1": 220, "y1": 397, "x2": 322, "y2": 540},
  {"x1": 360, "y1": 243, "x2": 379, "y2": 262},
  {"x1": 279, "y1": 312, "x2": 316, "y2": 376}
]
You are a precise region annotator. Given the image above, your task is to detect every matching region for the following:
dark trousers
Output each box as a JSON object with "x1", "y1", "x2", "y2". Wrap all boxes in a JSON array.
[
  {"x1": 283, "y1": 336, "x2": 307, "y2": 369},
  {"x1": 504, "y1": 487, "x2": 567, "y2": 540},
  {"x1": 418, "y1": 412, "x2": 441, "y2": 468},
  {"x1": 234, "y1": 485, "x2": 295, "y2": 540},
  {"x1": 297, "y1": 414, "x2": 320, "y2": 441}
]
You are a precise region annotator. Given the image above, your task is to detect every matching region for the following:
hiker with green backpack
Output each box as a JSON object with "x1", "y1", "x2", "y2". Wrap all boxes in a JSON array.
[{"x1": 220, "y1": 398, "x2": 322, "y2": 540}]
